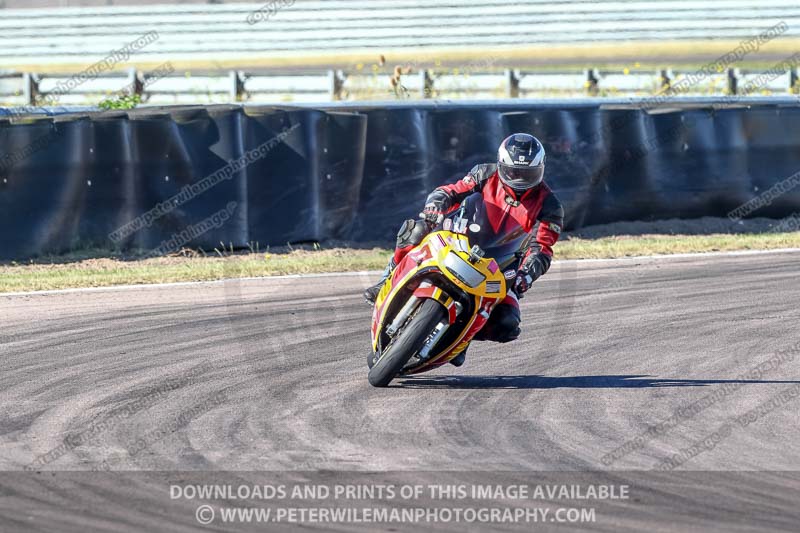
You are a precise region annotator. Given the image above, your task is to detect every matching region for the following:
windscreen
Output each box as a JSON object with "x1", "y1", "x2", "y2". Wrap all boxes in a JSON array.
[{"x1": 441, "y1": 192, "x2": 531, "y2": 270}]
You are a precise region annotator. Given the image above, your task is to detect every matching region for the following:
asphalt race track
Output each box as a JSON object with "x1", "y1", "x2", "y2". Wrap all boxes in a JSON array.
[{"x1": 1, "y1": 250, "x2": 799, "y2": 531}]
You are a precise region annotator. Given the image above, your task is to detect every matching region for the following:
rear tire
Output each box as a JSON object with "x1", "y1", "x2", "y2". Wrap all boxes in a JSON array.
[{"x1": 368, "y1": 299, "x2": 446, "y2": 387}]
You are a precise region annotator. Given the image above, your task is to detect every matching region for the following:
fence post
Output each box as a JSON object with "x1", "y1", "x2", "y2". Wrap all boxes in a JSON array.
[
  {"x1": 328, "y1": 69, "x2": 346, "y2": 100},
  {"x1": 505, "y1": 69, "x2": 520, "y2": 98},
  {"x1": 420, "y1": 69, "x2": 434, "y2": 98},
  {"x1": 726, "y1": 68, "x2": 739, "y2": 95},
  {"x1": 22, "y1": 73, "x2": 39, "y2": 105},
  {"x1": 584, "y1": 68, "x2": 599, "y2": 96},
  {"x1": 229, "y1": 70, "x2": 246, "y2": 102},
  {"x1": 126, "y1": 67, "x2": 144, "y2": 98},
  {"x1": 659, "y1": 69, "x2": 672, "y2": 91}
]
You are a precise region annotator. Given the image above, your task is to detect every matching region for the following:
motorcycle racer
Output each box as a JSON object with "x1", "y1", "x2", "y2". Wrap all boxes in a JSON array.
[{"x1": 364, "y1": 133, "x2": 564, "y2": 366}]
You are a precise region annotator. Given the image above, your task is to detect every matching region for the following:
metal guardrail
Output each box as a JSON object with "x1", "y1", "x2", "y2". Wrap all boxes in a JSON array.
[{"x1": 1, "y1": 65, "x2": 799, "y2": 107}]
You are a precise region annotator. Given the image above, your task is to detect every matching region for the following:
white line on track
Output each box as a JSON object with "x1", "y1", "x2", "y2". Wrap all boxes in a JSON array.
[{"x1": 2, "y1": 247, "x2": 799, "y2": 298}]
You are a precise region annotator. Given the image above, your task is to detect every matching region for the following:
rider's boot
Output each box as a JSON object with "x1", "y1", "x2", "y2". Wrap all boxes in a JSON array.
[
  {"x1": 363, "y1": 258, "x2": 396, "y2": 305},
  {"x1": 449, "y1": 346, "x2": 467, "y2": 367}
]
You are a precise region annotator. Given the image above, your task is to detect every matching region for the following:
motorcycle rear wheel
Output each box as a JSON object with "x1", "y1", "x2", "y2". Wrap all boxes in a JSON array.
[{"x1": 368, "y1": 299, "x2": 446, "y2": 387}]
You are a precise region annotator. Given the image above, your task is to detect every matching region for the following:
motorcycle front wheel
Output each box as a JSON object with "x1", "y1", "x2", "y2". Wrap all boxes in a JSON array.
[{"x1": 368, "y1": 298, "x2": 446, "y2": 387}]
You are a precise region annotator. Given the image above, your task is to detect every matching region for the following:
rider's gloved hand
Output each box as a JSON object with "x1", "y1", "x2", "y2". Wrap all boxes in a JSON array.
[
  {"x1": 514, "y1": 271, "x2": 535, "y2": 295},
  {"x1": 420, "y1": 201, "x2": 445, "y2": 226},
  {"x1": 514, "y1": 254, "x2": 547, "y2": 295}
]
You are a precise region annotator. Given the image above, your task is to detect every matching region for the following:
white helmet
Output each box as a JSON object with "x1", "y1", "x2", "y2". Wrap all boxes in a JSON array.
[{"x1": 497, "y1": 133, "x2": 546, "y2": 192}]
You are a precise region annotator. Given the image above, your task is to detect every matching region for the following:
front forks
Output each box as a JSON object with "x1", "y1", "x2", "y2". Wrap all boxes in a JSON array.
[
  {"x1": 418, "y1": 320, "x2": 451, "y2": 359},
  {"x1": 386, "y1": 295, "x2": 420, "y2": 337},
  {"x1": 385, "y1": 280, "x2": 463, "y2": 360}
]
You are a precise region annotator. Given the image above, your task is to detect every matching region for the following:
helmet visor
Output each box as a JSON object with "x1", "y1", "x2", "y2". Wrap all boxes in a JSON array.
[{"x1": 498, "y1": 162, "x2": 544, "y2": 191}]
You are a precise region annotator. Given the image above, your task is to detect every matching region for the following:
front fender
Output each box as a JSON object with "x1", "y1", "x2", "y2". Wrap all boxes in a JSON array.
[{"x1": 413, "y1": 285, "x2": 459, "y2": 325}]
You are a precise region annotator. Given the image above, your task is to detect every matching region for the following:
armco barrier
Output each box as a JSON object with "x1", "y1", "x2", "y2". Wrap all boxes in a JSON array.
[{"x1": 1, "y1": 100, "x2": 800, "y2": 260}]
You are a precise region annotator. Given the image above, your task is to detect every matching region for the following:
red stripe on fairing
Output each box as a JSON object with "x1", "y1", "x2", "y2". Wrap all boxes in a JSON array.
[
  {"x1": 413, "y1": 286, "x2": 437, "y2": 299},
  {"x1": 408, "y1": 244, "x2": 432, "y2": 264},
  {"x1": 464, "y1": 315, "x2": 489, "y2": 342},
  {"x1": 373, "y1": 248, "x2": 423, "y2": 331},
  {"x1": 412, "y1": 285, "x2": 458, "y2": 324}
]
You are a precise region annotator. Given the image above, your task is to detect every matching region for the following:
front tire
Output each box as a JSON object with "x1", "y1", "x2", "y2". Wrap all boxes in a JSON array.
[{"x1": 368, "y1": 299, "x2": 446, "y2": 387}]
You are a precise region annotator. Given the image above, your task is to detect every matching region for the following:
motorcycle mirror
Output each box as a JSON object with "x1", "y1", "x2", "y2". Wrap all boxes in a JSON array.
[{"x1": 468, "y1": 245, "x2": 484, "y2": 263}]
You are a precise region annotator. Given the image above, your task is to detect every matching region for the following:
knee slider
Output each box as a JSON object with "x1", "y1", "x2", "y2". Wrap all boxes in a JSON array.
[
  {"x1": 396, "y1": 219, "x2": 416, "y2": 248},
  {"x1": 396, "y1": 219, "x2": 429, "y2": 248}
]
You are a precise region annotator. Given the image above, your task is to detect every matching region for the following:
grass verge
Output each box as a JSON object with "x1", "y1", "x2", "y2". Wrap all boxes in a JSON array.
[{"x1": 1, "y1": 231, "x2": 799, "y2": 294}]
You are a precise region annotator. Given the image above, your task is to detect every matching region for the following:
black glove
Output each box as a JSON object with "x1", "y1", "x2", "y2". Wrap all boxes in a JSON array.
[
  {"x1": 420, "y1": 191, "x2": 451, "y2": 227},
  {"x1": 419, "y1": 202, "x2": 444, "y2": 226},
  {"x1": 514, "y1": 271, "x2": 535, "y2": 295},
  {"x1": 514, "y1": 253, "x2": 549, "y2": 295}
]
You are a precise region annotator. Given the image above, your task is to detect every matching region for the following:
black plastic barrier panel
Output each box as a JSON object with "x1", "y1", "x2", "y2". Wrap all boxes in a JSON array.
[{"x1": 1, "y1": 101, "x2": 800, "y2": 260}]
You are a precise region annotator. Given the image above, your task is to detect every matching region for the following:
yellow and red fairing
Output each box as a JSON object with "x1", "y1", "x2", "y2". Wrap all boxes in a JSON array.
[{"x1": 370, "y1": 230, "x2": 507, "y2": 371}]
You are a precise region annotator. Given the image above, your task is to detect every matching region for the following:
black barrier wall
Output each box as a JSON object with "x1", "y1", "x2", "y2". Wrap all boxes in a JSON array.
[{"x1": 1, "y1": 101, "x2": 800, "y2": 259}]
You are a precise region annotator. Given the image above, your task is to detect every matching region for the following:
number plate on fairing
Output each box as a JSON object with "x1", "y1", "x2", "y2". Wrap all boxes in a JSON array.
[{"x1": 485, "y1": 281, "x2": 502, "y2": 293}]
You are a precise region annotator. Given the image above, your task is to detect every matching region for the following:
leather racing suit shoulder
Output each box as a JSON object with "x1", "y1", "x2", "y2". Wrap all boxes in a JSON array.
[
  {"x1": 426, "y1": 163, "x2": 497, "y2": 212},
  {"x1": 537, "y1": 185, "x2": 564, "y2": 228}
]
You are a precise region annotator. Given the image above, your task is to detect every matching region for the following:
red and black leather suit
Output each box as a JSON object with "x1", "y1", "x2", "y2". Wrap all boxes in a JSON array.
[{"x1": 393, "y1": 163, "x2": 564, "y2": 343}]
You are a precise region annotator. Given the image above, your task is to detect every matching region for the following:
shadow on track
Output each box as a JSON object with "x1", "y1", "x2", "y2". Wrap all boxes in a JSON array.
[{"x1": 395, "y1": 374, "x2": 800, "y2": 389}]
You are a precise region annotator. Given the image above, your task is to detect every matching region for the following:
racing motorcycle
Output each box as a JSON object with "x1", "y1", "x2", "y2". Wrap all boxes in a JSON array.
[{"x1": 367, "y1": 192, "x2": 529, "y2": 387}]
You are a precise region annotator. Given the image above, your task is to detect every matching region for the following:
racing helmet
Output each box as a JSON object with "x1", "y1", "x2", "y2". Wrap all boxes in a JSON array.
[{"x1": 497, "y1": 133, "x2": 546, "y2": 192}]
